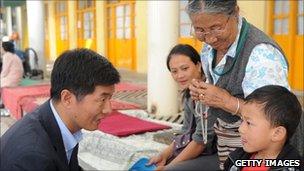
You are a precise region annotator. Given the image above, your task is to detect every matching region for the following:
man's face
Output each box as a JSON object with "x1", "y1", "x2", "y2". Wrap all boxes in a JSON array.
[
  {"x1": 238, "y1": 102, "x2": 277, "y2": 154},
  {"x1": 70, "y1": 85, "x2": 115, "y2": 131}
]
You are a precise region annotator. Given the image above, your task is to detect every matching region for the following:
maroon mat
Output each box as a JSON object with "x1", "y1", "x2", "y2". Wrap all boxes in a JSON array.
[
  {"x1": 4, "y1": 82, "x2": 145, "y2": 120},
  {"x1": 20, "y1": 96, "x2": 49, "y2": 115},
  {"x1": 1, "y1": 84, "x2": 50, "y2": 120},
  {"x1": 98, "y1": 111, "x2": 171, "y2": 137},
  {"x1": 110, "y1": 100, "x2": 140, "y2": 110},
  {"x1": 115, "y1": 82, "x2": 146, "y2": 91},
  {"x1": 21, "y1": 98, "x2": 140, "y2": 115}
]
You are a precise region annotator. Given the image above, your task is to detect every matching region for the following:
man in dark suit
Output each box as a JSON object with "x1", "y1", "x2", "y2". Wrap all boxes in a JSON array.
[{"x1": 0, "y1": 48, "x2": 120, "y2": 170}]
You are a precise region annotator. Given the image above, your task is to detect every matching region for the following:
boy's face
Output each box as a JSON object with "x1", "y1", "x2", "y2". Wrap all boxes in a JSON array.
[{"x1": 238, "y1": 102, "x2": 277, "y2": 153}]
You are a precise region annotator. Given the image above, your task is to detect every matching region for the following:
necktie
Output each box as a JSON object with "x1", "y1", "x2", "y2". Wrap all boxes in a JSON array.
[{"x1": 69, "y1": 143, "x2": 79, "y2": 170}]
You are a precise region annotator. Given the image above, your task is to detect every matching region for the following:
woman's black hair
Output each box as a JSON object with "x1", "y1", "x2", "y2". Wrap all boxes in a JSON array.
[
  {"x1": 166, "y1": 44, "x2": 203, "y2": 100},
  {"x1": 2, "y1": 41, "x2": 15, "y2": 53},
  {"x1": 166, "y1": 44, "x2": 201, "y2": 71}
]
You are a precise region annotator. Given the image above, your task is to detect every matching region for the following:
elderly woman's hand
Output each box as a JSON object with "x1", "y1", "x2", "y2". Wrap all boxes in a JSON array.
[
  {"x1": 190, "y1": 79, "x2": 233, "y2": 109},
  {"x1": 189, "y1": 79, "x2": 202, "y2": 101}
]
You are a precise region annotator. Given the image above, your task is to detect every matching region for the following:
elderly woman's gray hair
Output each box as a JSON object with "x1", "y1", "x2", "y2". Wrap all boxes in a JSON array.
[{"x1": 186, "y1": 0, "x2": 237, "y2": 16}]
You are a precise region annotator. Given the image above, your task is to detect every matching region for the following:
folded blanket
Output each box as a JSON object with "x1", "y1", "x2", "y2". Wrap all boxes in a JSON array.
[{"x1": 99, "y1": 111, "x2": 171, "y2": 137}]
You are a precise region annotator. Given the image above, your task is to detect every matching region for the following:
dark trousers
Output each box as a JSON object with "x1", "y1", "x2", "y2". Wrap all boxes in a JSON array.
[{"x1": 164, "y1": 153, "x2": 220, "y2": 171}]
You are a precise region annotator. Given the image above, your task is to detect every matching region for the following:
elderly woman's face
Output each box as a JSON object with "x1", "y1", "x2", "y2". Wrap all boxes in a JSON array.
[{"x1": 190, "y1": 13, "x2": 238, "y2": 51}]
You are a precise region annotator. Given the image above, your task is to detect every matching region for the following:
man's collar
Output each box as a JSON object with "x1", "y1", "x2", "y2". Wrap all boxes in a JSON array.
[{"x1": 50, "y1": 100, "x2": 82, "y2": 152}]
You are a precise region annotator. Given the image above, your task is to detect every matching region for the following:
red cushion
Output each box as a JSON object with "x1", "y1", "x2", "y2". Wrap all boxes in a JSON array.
[{"x1": 99, "y1": 111, "x2": 170, "y2": 137}]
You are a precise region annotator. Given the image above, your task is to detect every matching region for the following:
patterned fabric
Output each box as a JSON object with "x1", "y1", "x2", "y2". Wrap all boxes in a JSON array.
[
  {"x1": 213, "y1": 119, "x2": 242, "y2": 170},
  {"x1": 200, "y1": 16, "x2": 289, "y2": 97},
  {"x1": 242, "y1": 44, "x2": 289, "y2": 96},
  {"x1": 78, "y1": 110, "x2": 180, "y2": 170},
  {"x1": 79, "y1": 131, "x2": 161, "y2": 170}
]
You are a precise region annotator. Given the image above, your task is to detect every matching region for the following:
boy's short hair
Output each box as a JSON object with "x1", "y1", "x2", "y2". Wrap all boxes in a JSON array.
[
  {"x1": 245, "y1": 85, "x2": 302, "y2": 140},
  {"x1": 51, "y1": 48, "x2": 120, "y2": 101}
]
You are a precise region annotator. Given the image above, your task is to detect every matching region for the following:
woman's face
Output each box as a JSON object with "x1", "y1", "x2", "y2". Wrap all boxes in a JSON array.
[
  {"x1": 169, "y1": 54, "x2": 202, "y2": 90},
  {"x1": 190, "y1": 12, "x2": 239, "y2": 51}
]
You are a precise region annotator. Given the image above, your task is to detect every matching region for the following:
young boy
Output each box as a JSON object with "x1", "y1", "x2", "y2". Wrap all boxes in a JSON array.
[{"x1": 224, "y1": 85, "x2": 303, "y2": 171}]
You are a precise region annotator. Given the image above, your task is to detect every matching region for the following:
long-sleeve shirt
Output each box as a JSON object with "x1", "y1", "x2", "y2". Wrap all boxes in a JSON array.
[
  {"x1": 1, "y1": 52, "x2": 24, "y2": 88},
  {"x1": 200, "y1": 16, "x2": 289, "y2": 97}
]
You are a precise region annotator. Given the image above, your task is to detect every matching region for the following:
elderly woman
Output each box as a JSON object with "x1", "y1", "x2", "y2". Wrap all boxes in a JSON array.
[
  {"x1": 187, "y1": 0, "x2": 289, "y2": 169},
  {"x1": 1, "y1": 40, "x2": 24, "y2": 88}
]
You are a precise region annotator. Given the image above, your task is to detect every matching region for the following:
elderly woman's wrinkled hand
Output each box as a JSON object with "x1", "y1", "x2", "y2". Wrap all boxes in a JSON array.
[
  {"x1": 189, "y1": 79, "x2": 203, "y2": 101},
  {"x1": 196, "y1": 82, "x2": 231, "y2": 109}
]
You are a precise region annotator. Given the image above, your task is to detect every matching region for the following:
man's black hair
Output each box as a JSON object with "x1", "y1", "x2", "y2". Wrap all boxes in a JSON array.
[{"x1": 51, "y1": 48, "x2": 120, "y2": 101}]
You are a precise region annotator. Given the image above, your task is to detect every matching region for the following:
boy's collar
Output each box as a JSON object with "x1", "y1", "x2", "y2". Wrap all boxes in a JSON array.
[
  {"x1": 228, "y1": 144, "x2": 301, "y2": 169},
  {"x1": 227, "y1": 147, "x2": 252, "y2": 163},
  {"x1": 275, "y1": 143, "x2": 301, "y2": 160}
]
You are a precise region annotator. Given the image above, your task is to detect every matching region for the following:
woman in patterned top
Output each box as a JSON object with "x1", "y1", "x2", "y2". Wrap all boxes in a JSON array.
[
  {"x1": 186, "y1": 0, "x2": 289, "y2": 169},
  {"x1": 148, "y1": 44, "x2": 219, "y2": 171}
]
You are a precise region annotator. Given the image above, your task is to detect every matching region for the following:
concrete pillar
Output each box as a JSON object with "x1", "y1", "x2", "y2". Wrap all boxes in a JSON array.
[
  {"x1": 68, "y1": 1, "x2": 77, "y2": 50},
  {"x1": 15, "y1": 6, "x2": 22, "y2": 49},
  {"x1": 5, "y1": 7, "x2": 12, "y2": 36},
  {"x1": 26, "y1": 1, "x2": 45, "y2": 70},
  {"x1": 135, "y1": 1, "x2": 148, "y2": 73},
  {"x1": 147, "y1": 1, "x2": 179, "y2": 117},
  {"x1": 95, "y1": 1, "x2": 106, "y2": 56},
  {"x1": 21, "y1": 6, "x2": 29, "y2": 49},
  {"x1": 48, "y1": 2, "x2": 57, "y2": 61}
]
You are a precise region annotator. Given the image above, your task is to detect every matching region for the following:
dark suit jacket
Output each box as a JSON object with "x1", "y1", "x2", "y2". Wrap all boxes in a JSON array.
[{"x1": 0, "y1": 100, "x2": 82, "y2": 171}]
